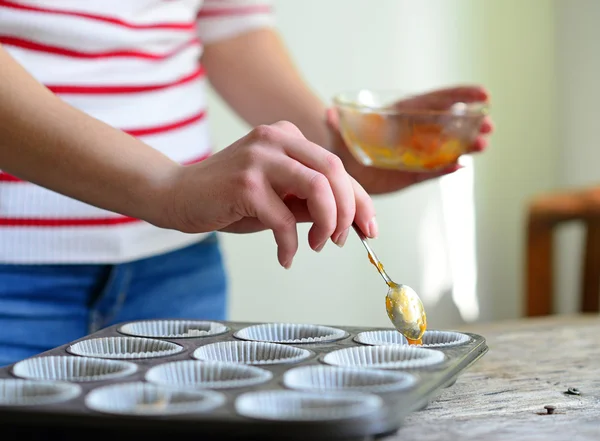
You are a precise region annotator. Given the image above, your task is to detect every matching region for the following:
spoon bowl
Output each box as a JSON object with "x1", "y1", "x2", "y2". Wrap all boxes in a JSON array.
[{"x1": 385, "y1": 284, "x2": 426, "y2": 343}]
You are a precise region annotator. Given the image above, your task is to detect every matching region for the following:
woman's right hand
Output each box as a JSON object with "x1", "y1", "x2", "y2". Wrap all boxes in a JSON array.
[{"x1": 163, "y1": 121, "x2": 377, "y2": 269}]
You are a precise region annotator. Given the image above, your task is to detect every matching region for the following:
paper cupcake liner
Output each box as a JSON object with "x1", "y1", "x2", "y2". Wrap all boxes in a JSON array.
[
  {"x1": 235, "y1": 390, "x2": 383, "y2": 421},
  {"x1": 12, "y1": 356, "x2": 138, "y2": 382},
  {"x1": 419, "y1": 331, "x2": 471, "y2": 348},
  {"x1": 145, "y1": 360, "x2": 273, "y2": 390},
  {"x1": 283, "y1": 365, "x2": 416, "y2": 394},
  {"x1": 192, "y1": 341, "x2": 311, "y2": 365},
  {"x1": 118, "y1": 320, "x2": 229, "y2": 339},
  {"x1": 355, "y1": 330, "x2": 470, "y2": 348},
  {"x1": 68, "y1": 337, "x2": 183, "y2": 359},
  {"x1": 85, "y1": 382, "x2": 225, "y2": 416},
  {"x1": 0, "y1": 379, "x2": 80, "y2": 406},
  {"x1": 323, "y1": 345, "x2": 445, "y2": 369},
  {"x1": 234, "y1": 323, "x2": 348, "y2": 344},
  {"x1": 355, "y1": 330, "x2": 408, "y2": 346}
]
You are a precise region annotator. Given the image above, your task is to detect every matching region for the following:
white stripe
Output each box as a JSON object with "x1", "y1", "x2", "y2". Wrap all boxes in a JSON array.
[
  {"x1": 57, "y1": 76, "x2": 207, "y2": 130},
  {"x1": 0, "y1": 8, "x2": 194, "y2": 53},
  {"x1": 10, "y1": 0, "x2": 202, "y2": 21},
  {"x1": 196, "y1": 13, "x2": 273, "y2": 44},
  {"x1": 0, "y1": 224, "x2": 208, "y2": 264},
  {"x1": 4, "y1": 44, "x2": 202, "y2": 86}
]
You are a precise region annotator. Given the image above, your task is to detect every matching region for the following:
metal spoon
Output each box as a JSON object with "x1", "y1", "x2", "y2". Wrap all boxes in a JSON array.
[{"x1": 352, "y1": 222, "x2": 427, "y2": 343}]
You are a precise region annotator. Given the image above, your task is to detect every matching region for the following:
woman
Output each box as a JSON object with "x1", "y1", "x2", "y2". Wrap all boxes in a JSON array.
[{"x1": 0, "y1": 0, "x2": 492, "y2": 366}]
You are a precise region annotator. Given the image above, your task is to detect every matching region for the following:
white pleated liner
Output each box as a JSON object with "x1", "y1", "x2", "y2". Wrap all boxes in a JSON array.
[
  {"x1": 283, "y1": 365, "x2": 416, "y2": 394},
  {"x1": 145, "y1": 360, "x2": 273, "y2": 390},
  {"x1": 323, "y1": 345, "x2": 445, "y2": 369},
  {"x1": 234, "y1": 323, "x2": 348, "y2": 344},
  {"x1": 68, "y1": 337, "x2": 183, "y2": 359},
  {"x1": 355, "y1": 330, "x2": 408, "y2": 346},
  {"x1": 235, "y1": 390, "x2": 383, "y2": 421},
  {"x1": 192, "y1": 341, "x2": 311, "y2": 365},
  {"x1": 85, "y1": 382, "x2": 225, "y2": 416},
  {"x1": 118, "y1": 320, "x2": 229, "y2": 339},
  {"x1": 0, "y1": 379, "x2": 80, "y2": 406},
  {"x1": 419, "y1": 331, "x2": 471, "y2": 348},
  {"x1": 355, "y1": 330, "x2": 470, "y2": 348},
  {"x1": 12, "y1": 356, "x2": 138, "y2": 382}
]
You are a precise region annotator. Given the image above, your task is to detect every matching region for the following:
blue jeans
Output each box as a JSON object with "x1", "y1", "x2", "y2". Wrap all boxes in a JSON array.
[{"x1": 0, "y1": 234, "x2": 227, "y2": 366}]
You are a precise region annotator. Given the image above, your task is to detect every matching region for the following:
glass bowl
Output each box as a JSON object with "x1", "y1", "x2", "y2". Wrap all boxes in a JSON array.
[{"x1": 333, "y1": 89, "x2": 488, "y2": 172}]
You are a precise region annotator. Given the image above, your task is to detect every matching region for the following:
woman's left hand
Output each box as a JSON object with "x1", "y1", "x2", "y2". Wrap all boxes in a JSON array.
[{"x1": 327, "y1": 85, "x2": 494, "y2": 195}]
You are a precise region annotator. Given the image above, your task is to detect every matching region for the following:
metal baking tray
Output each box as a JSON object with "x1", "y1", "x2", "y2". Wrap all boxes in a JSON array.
[{"x1": 0, "y1": 320, "x2": 487, "y2": 441}]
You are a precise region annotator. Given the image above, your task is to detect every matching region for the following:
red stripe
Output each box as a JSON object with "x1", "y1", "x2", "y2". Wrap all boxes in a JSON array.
[
  {"x1": 0, "y1": 0, "x2": 195, "y2": 31},
  {"x1": 125, "y1": 109, "x2": 206, "y2": 137},
  {"x1": 197, "y1": 5, "x2": 271, "y2": 18},
  {"x1": 0, "y1": 174, "x2": 22, "y2": 183},
  {"x1": 47, "y1": 65, "x2": 205, "y2": 95},
  {"x1": 0, "y1": 36, "x2": 200, "y2": 60},
  {"x1": 0, "y1": 217, "x2": 142, "y2": 227},
  {"x1": 181, "y1": 152, "x2": 211, "y2": 166},
  {"x1": 0, "y1": 152, "x2": 211, "y2": 226}
]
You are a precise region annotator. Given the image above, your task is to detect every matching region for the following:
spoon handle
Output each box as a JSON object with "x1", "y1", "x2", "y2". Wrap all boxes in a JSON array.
[{"x1": 351, "y1": 222, "x2": 394, "y2": 286}]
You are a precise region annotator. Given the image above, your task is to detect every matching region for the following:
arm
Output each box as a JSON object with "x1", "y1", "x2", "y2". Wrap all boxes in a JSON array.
[
  {"x1": 0, "y1": 45, "x2": 376, "y2": 267},
  {"x1": 202, "y1": 28, "x2": 331, "y2": 148},
  {"x1": 201, "y1": 27, "x2": 493, "y2": 194},
  {"x1": 0, "y1": 45, "x2": 179, "y2": 229}
]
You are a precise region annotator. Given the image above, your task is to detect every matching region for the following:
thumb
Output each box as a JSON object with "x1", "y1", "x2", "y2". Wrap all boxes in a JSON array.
[
  {"x1": 326, "y1": 107, "x2": 340, "y2": 131},
  {"x1": 396, "y1": 86, "x2": 489, "y2": 111}
]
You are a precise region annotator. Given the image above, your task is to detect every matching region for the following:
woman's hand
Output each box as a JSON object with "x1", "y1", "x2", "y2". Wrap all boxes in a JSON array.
[
  {"x1": 0, "y1": 45, "x2": 373, "y2": 270},
  {"x1": 328, "y1": 86, "x2": 494, "y2": 195},
  {"x1": 165, "y1": 121, "x2": 376, "y2": 269}
]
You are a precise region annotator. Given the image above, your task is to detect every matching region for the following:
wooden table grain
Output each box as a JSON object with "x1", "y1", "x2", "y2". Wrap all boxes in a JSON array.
[{"x1": 386, "y1": 314, "x2": 600, "y2": 441}]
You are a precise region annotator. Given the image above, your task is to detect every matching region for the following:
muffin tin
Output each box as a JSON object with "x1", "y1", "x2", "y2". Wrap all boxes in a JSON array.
[{"x1": 0, "y1": 320, "x2": 488, "y2": 440}]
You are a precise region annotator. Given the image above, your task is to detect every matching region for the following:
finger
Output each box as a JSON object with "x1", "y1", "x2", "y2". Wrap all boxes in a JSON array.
[
  {"x1": 221, "y1": 197, "x2": 312, "y2": 235},
  {"x1": 397, "y1": 86, "x2": 489, "y2": 111},
  {"x1": 283, "y1": 195, "x2": 312, "y2": 223},
  {"x1": 350, "y1": 176, "x2": 377, "y2": 240},
  {"x1": 271, "y1": 120, "x2": 306, "y2": 139},
  {"x1": 280, "y1": 144, "x2": 377, "y2": 243},
  {"x1": 272, "y1": 121, "x2": 352, "y2": 246},
  {"x1": 326, "y1": 107, "x2": 340, "y2": 131},
  {"x1": 271, "y1": 120, "x2": 348, "y2": 247},
  {"x1": 419, "y1": 86, "x2": 489, "y2": 104},
  {"x1": 479, "y1": 116, "x2": 494, "y2": 134},
  {"x1": 279, "y1": 136, "x2": 356, "y2": 247},
  {"x1": 469, "y1": 136, "x2": 487, "y2": 153},
  {"x1": 249, "y1": 183, "x2": 299, "y2": 269},
  {"x1": 268, "y1": 157, "x2": 337, "y2": 252}
]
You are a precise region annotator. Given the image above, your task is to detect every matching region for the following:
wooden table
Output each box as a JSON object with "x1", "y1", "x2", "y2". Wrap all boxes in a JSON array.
[{"x1": 386, "y1": 314, "x2": 600, "y2": 441}]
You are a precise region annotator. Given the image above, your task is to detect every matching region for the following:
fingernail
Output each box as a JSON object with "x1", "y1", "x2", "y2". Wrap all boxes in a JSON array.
[
  {"x1": 315, "y1": 240, "x2": 327, "y2": 252},
  {"x1": 334, "y1": 228, "x2": 349, "y2": 248},
  {"x1": 283, "y1": 258, "x2": 293, "y2": 269},
  {"x1": 367, "y1": 217, "x2": 378, "y2": 239}
]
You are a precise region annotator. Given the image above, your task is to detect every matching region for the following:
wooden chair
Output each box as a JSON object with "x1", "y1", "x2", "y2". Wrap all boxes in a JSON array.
[{"x1": 526, "y1": 187, "x2": 600, "y2": 316}]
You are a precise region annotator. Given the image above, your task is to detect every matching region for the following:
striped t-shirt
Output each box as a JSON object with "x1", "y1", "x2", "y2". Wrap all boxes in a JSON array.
[{"x1": 0, "y1": 0, "x2": 274, "y2": 264}]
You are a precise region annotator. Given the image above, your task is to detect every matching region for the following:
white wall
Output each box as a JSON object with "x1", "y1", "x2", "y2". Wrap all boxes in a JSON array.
[
  {"x1": 467, "y1": 0, "x2": 560, "y2": 320},
  {"x1": 555, "y1": 0, "x2": 600, "y2": 314},
  {"x1": 205, "y1": 0, "x2": 562, "y2": 327}
]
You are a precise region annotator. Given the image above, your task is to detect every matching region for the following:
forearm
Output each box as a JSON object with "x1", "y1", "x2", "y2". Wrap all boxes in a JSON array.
[
  {"x1": 0, "y1": 46, "x2": 178, "y2": 228},
  {"x1": 202, "y1": 28, "x2": 332, "y2": 148}
]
